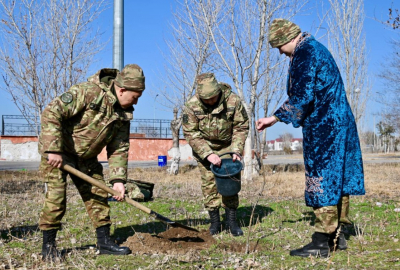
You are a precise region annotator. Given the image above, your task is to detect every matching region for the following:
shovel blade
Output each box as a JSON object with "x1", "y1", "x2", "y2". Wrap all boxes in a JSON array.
[{"x1": 150, "y1": 211, "x2": 199, "y2": 232}]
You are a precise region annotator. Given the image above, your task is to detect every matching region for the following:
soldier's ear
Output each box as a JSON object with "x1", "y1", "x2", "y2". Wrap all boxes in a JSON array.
[{"x1": 115, "y1": 85, "x2": 126, "y2": 96}]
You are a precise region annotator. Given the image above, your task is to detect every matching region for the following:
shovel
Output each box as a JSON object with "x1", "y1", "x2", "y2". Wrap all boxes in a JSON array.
[{"x1": 61, "y1": 163, "x2": 199, "y2": 232}]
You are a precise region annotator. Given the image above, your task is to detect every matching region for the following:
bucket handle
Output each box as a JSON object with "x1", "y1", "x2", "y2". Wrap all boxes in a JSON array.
[{"x1": 213, "y1": 151, "x2": 244, "y2": 170}]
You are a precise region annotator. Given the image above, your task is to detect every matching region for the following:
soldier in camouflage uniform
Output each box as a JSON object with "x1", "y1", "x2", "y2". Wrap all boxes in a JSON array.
[
  {"x1": 38, "y1": 64, "x2": 146, "y2": 261},
  {"x1": 182, "y1": 73, "x2": 249, "y2": 236}
]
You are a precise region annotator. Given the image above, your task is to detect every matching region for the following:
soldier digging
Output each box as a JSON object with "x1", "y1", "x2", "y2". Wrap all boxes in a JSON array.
[{"x1": 38, "y1": 64, "x2": 145, "y2": 261}]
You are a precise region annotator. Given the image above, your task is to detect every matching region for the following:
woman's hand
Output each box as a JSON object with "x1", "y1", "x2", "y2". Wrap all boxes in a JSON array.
[{"x1": 256, "y1": 116, "x2": 278, "y2": 132}]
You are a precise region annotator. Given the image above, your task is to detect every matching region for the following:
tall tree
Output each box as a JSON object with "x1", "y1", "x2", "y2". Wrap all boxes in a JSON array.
[
  {"x1": 326, "y1": 0, "x2": 370, "y2": 125},
  {"x1": 202, "y1": 0, "x2": 306, "y2": 180},
  {"x1": 162, "y1": 0, "x2": 304, "y2": 180},
  {"x1": 0, "y1": 0, "x2": 108, "y2": 135},
  {"x1": 158, "y1": 0, "x2": 217, "y2": 174},
  {"x1": 380, "y1": 4, "x2": 400, "y2": 136},
  {"x1": 279, "y1": 132, "x2": 293, "y2": 154}
]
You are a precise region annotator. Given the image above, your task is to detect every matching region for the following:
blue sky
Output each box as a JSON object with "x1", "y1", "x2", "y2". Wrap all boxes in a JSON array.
[{"x1": 0, "y1": 0, "x2": 397, "y2": 140}]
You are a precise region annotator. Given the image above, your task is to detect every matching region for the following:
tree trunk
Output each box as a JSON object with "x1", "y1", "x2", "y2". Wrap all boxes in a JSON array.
[{"x1": 169, "y1": 108, "x2": 181, "y2": 175}]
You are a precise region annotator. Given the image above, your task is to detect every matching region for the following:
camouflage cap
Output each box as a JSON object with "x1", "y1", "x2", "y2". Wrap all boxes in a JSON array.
[
  {"x1": 268, "y1": 18, "x2": 301, "y2": 48},
  {"x1": 115, "y1": 64, "x2": 145, "y2": 91},
  {"x1": 196, "y1": 73, "x2": 221, "y2": 99}
]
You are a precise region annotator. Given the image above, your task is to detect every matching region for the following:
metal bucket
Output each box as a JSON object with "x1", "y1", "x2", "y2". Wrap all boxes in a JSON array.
[{"x1": 210, "y1": 152, "x2": 242, "y2": 196}]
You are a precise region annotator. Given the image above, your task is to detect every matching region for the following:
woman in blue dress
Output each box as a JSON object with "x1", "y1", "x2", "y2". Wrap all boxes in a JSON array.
[{"x1": 256, "y1": 19, "x2": 365, "y2": 258}]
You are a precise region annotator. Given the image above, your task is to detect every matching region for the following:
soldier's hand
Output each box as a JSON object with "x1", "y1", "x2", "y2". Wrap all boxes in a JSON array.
[
  {"x1": 232, "y1": 154, "x2": 241, "y2": 162},
  {"x1": 47, "y1": 153, "x2": 63, "y2": 168},
  {"x1": 256, "y1": 116, "x2": 277, "y2": 132},
  {"x1": 112, "y1": 182, "x2": 125, "y2": 202},
  {"x1": 207, "y1": 154, "x2": 221, "y2": 167}
]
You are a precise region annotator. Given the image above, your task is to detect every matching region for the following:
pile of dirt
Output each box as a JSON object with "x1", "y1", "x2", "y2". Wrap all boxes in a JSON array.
[
  {"x1": 122, "y1": 227, "x2": 262, "y2": 256},
  {"x1": 122, "y1": 227, "x2": 216, "y2": 255}
]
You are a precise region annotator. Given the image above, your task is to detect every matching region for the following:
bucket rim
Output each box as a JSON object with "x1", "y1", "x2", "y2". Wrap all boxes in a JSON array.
[{"x1": 210, "y1": 158, "x2": 243, "y2": 178}]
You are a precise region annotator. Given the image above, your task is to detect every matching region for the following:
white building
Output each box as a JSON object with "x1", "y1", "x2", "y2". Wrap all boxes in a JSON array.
[{"x1": 266, "y1": 138, "x2": 303, "y2": 151}]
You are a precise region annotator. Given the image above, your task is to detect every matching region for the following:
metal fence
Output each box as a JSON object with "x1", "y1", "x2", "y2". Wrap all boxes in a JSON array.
[{"x1": 1, "y1": 115, "x2": 183, "y2": 138}]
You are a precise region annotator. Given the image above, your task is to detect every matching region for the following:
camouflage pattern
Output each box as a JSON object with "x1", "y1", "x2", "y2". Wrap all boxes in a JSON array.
[
  {"x1": 38, "y1": 66, "x2": 144, "y2": 230},
  {"x1": 195, "y1": 73, "x2": 221, "y2": 99},
  {"x1": 268, "y1": 18, "x2": 301, "y2": 48},
  {"x1": 197, "y1": 149, "x2": 239, "y2": 211},
  {"x1": 105, "y1": 179, "x2": 154, "y2": 202},
  {"x1": 183, "y1": 82, "x2": 249, "y2": 160},
  {"x1": 39, "y1": 154, "x2": 110, "y2": 230},
  {"x1": 183, "y1": 80, "x2": 249, "y2": 210},
  {"x1": 114, "y1": 64, "x2": 145, "y2": 91},
  {"x1": 39, "y1": 67, "x2": 135, "y2": 184},
  {"x1": 313, "y1": 195, "x2": 351, "y2": 234}
]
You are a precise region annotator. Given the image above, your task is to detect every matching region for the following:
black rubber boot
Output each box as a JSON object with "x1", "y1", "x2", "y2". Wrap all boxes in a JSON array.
[
  {"x1": 208, "y1": 209, "x2": 222, "y2": 235},
  {"x1": 329, "y1": 227, "x2": 347, "y2": 251},
  {"x1": 96, "y1": 224, "x2": 131, "y2": 255},
  {"x1": 225, "y1": 207, "x2": 243, "y2": 236},
  {"x1": 42, "y1": 229, "x2": 63, "y2": 262},
  {"x1": 290, "y1": 232, "x2": 330, "y2": 258}
]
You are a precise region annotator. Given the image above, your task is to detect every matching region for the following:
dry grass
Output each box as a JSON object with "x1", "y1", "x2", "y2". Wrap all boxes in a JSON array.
[
  {"x1": 108, "y1": 162, "x2": 400, "y2": 203},
  {"x1": 0, "y1": 162, "x2": 400, "y2": 269}
]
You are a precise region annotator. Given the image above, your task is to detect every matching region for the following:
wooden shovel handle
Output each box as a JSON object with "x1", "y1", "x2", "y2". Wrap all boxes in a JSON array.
[{"x1": 61, "y1": 164, "x2": 152, "y2": 215}]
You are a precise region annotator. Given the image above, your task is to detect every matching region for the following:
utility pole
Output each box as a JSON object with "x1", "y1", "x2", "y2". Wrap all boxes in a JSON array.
[{"x1": 113, "y1": 0, "x2": 124, "y2": 70}]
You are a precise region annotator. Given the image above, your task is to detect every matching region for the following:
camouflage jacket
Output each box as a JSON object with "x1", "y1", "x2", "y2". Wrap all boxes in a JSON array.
[
  {"x1": 182, "y1": 84, "x2": 249, "y2": 160},
  {"x1": 38, "y1": 68, "x2": 133, "y2": 184}
]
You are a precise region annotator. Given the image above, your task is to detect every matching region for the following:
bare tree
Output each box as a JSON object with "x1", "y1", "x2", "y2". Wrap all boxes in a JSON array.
[
  {"x1": 387, "y1": 6, "x2": 400, "y2": 29},
  {"x1": 195, "y1": 0, "x2": 305, "y2": 180},
  {"x1": 161, "y1": 0, "x2": 304, "y2": 179},
  {"x1": 379, "y1": 5, "x2": 400, "y2": 137},
  {"x1": 325, "y1": 0, "x2": 370, "y2": 125},
  {"x1": 158, "y1": 0, "x2": 217, "y2": 174},
  {"x1": 168, "y1": 108, "x2": 182, "y2": 175},
  {"x1": 279, "y1": 132, "x2": 293, "y2": 154},
  {"x1": 0, "y1": 0, "x2": 108, "y2": 135}
]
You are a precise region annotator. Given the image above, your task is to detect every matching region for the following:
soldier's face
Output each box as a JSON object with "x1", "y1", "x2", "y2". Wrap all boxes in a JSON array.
[
  {"x1": 201, "y1": 93, "x2": 220, "y2": 106},
  {"x1": 116, "y1": 87, "x2": 142, "y2": 108}
]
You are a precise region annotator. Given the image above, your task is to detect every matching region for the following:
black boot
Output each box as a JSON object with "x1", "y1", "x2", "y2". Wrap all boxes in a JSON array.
[
  {"x1": 329, "y1": 228, "x2": 347, "y2": 251},
  {"x1": 42, "y1": 229, "x2": 63, "y2": 262},
  {"x1": 290, "y1": 232, "x2": 330, "y2": 258},
  {"x1": 96, "y1": 224, "x2": 131, "y2": 255},
  {"x1": 208, "y1": 209, "x2": 222, "y2": 235},
  {"x1": 225, "y1": 207, "x2": 243, "y2": 236}
]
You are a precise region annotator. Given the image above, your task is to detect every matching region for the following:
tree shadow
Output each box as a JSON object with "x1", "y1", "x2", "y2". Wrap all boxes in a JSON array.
[
  {"x1": 230, "y1": 205, "x2": 274, "y2": 228},
  {"x1": 282, "y1": 211, "x2": 362, "y2": 239},
  {"x1": 283, "y1": 211, "x2": 316, "y2": 226},
  {"x1": 0, "y1": 224, "x2": 39, "y2": 241}
]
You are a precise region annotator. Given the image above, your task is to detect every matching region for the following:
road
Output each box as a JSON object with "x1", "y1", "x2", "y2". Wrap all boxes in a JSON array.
[{"x1": 0, "y1": 153, "x2": 399, "y2": 171}]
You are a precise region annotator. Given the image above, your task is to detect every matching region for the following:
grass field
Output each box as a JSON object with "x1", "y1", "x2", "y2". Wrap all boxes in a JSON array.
[{"x1": 0, "y1": 162, "x2": 399, "y2": 269}]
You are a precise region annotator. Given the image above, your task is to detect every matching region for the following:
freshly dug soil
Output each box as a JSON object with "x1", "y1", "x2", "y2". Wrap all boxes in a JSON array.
[
  {"x1": 122, "y1": 227, "x2": 262, "y2": 256},
  {"x1": 122, "y1": 227, "x2": 216, "y2": 255}
]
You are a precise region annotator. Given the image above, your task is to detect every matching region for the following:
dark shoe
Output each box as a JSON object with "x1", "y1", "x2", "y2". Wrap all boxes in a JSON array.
[
  {"x1": 96, "y1": 225, "x2": 131, "y2": 255},
  {"x1": 208, "y1": 209, "x2": 222, "y2": 235},
  {"x1": 42, "y1": 229, "x2": 63, "y2": 262},
  {"x1": 225, "y1": 207, "x2": 243, "y2": 236},
  {"x1": 329, "y1": 231, "x2": 347, "y2": 251},
  {"x1": 290, "y1": 232, "x2": 330, "y2": 258}
]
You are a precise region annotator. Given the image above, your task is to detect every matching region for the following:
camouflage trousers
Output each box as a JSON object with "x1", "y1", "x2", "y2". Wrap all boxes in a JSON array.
[
  {"x1": 195, "y1": 149, "x2": 239, "y2": 211},
  {"x1": 39, "y1": 155, "x2": 111, "y2": 231},
  {"x1": 313, "y1": 195, "x2": 352, "y2": 234}
]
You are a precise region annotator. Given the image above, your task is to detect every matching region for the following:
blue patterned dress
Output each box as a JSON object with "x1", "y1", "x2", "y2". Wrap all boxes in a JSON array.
[{"x1": 274, "y1": 33, "x2": 365, "y2": 207}]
